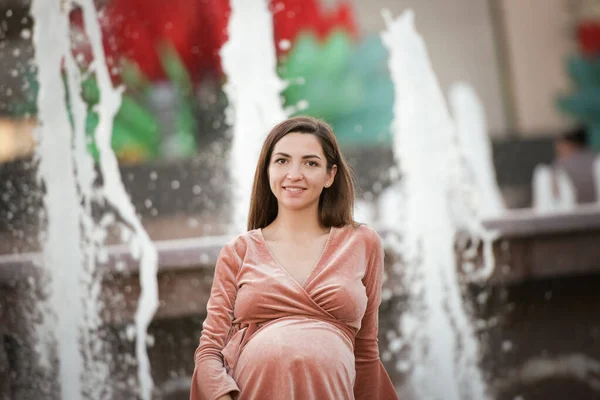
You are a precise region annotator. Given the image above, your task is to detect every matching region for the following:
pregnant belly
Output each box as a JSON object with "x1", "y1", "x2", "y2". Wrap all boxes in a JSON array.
[{"x1": 234, "y1": 317, "x2": 355, "y2": 381}]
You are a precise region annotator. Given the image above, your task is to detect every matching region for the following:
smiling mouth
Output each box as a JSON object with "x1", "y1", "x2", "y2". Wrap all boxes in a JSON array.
[{"x1": 283, "y1": 187, "x2": 306, "y2": 192}]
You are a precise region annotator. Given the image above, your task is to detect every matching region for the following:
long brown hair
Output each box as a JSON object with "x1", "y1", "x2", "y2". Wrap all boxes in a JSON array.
[{"x1": 247, "y1": 116, "x2": 356, "y2": 230}]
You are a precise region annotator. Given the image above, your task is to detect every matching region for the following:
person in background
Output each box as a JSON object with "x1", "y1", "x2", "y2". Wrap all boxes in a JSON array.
[
  {"x1": 190, "y1": 116, "x2": 398, "y2": 400},
  {"x1": 553, "y1": 125, "x2": 598, "y2": 204}
]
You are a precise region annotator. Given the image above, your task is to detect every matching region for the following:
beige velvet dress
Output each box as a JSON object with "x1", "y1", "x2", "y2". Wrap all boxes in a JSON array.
[{"x1": 190, "y1": 224, "x2": 398, "y2": 400}]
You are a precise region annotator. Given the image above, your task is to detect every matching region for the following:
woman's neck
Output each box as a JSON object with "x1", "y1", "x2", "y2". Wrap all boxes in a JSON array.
[{"x1": 267, "y1": 206, "x2": 328, "y2": 240}]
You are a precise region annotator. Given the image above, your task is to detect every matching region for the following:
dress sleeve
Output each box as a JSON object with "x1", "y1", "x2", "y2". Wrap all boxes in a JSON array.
[
  {"x1": 354, "y1": 229, "x2": 398, "y2": 400},
  {"x1": 190, "y1": 244, "x2": 241, "y2": 400}
]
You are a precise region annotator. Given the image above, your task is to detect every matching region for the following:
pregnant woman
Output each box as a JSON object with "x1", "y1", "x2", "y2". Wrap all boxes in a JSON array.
[{"x1": 190, "y1": 116, "x2": 397, "y2": 400}]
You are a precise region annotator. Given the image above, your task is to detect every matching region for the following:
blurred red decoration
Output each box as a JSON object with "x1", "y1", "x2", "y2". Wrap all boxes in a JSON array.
[
  {"x1": 97, "y1": 0, "x2": 230, "y2": 82},
  {"x1": 270, "y1": 0, "x2": 358, "y2": 55},
  {"x1": 577, "y1": 21, "x2": 600, "y2": 56},
  {"x1": 70, "y1": 0, "x2": 357, "y2": 83}
]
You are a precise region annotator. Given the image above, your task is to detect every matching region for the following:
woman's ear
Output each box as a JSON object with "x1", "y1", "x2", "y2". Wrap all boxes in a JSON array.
[{"x1": 326, "y1": 164, "x2": 338, "y2": 187}]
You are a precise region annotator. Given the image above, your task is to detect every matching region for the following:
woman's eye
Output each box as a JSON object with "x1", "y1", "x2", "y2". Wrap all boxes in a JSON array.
[
  {"x1": 307, "y1": 161, "x2": 318, "y2": 167},
  {"x1": 275, "y1": 158, "x2": 286, "y2": 164}
]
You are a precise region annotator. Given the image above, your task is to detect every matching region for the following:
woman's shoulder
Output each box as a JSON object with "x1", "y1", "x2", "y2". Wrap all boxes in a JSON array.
[
  {"x1": 221, "y1": 229, "x2": 262, "y2": 258},
  {"x1": 336, "y1": 223, "x2": 382, "y2": 252},
  {"x1": 335, "y1": 224, "x2": 383, "y2": 271},
  {"x1": 339, "y1": 222, "x2": 381, "y2": 243}
]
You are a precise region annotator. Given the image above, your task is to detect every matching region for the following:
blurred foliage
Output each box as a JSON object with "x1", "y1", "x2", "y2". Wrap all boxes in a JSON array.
[
  {"x1": 11, "y1": 43, "x2": 198, "y2": 164},
  {"x1": 279, "y1": 30, "x2": 394, "y2": 149},
  {"x1": 558, "y1": 54, "x2": 600, "y2": 150},
  {"x1": 558, "y1": 19, "x2": 600, "y2": 150}
]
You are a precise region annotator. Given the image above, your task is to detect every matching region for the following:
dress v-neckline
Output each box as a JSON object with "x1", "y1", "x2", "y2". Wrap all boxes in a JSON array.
[{"x1": 258, "y1": 226, "x2": 335, "y2": 290}]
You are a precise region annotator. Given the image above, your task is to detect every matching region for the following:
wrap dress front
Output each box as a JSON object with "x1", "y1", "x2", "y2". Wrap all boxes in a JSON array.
[{"x1": 190, "y1": 224, "x2": 398, "y2": 400}]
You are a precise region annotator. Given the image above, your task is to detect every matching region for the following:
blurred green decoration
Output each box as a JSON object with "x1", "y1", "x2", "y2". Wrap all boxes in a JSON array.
[
  {"x1": 9, "y1": 70, "x2": 39, "y2": 118},
  {"x1": 86, "y1": 42, "x2": 198, "y2": 161},
  {"x1": 279, "y1": 30, "x2": 394, "y2": 148},
  {"x1": 12, "y1": 42, "x2": 199, "y2": 163},
  {"x1": 156, "y1": 42, "x2": 198, "y2": 159},
  {"x1": 12, "y1": 68, "x2": 162, "y2": 163},
  {"x1": 82, "y1": 75, "x2": 161, "y2": 163},
  {"x1": 557, "y1": 54, "x2": 600, "y2": 150}
]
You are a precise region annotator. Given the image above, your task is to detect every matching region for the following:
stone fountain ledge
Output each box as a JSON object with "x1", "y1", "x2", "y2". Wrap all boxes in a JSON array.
[
  {"x1": 2, "y1": 204, "x2": 600, "y2": 323},
  {"x1": 483, "y1": 203, "x2": 600, "y2": 237},
  {"x1": 0, "y1": 231, "x2": 405, "y2": 326},
  {"x1": 0, "y1": 234, "x2": 229, "y2": 327},
  {"x1": 0, "y1": 235, "x2": 228, "y2": 281},
  {"x1": 465, "y1": 204, "x2": 600, "y2": 284}
]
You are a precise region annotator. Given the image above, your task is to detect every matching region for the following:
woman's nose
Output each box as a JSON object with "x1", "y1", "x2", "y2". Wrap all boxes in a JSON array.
[{"x1": 286, "y1": 164, "x2": 303, "y2": 180}]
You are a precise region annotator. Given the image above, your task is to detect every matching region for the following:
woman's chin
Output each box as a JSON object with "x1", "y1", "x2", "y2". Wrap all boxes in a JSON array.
[{"x1": 278, "y1": 198, "x2": 317, "y2": 212}]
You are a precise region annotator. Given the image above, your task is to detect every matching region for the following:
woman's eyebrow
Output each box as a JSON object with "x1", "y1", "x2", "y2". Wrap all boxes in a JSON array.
[
  {"x1": 272, "y1": 152, "x2": 322, "y2": 160},
  {"x1": 302, "y1": 155, "x2": 322, "y2": 160}
]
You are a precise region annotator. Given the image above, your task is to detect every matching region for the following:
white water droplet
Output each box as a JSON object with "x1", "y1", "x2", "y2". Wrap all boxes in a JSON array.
[
  {"x1": 388, "y1": 338, "x2": 404, "y2": 353},
  {"x1": 146, "y1": 334, "x2": 155, "y2": 347},
  {"x1": 126, "y1": 324, "x2": 136, "y2": 341},
  {"x1": 297, "y1": 99, "x2": 309, "y2": 110},
  {"x1": 198, "y1": 252, "x2": 210, "y2": 264},
  {"x1": 278, "y1": 39, "x2": 291, "y2": 50},
  {"x1": 20, "y1": 28, "x2": 31, "y2": 39},
  {"x1": 115, "y1": 260, "x2": 126, "y2": 272}
]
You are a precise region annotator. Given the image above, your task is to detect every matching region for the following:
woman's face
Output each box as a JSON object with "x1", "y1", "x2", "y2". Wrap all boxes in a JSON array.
[{"x1": 268, "y1": 132, "x2": 337, "y2": 213}]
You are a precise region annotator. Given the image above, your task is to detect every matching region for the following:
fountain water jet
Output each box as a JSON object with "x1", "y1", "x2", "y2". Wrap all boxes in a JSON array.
[
  {"x1": 220, "y1": 0, "x2": 287, "y2": 233},
  {"x1": 31, "y1": 1, "x2": 159, "y2": 399},
  {"x1": 449, "y1": 82, "x2": 505, "y2": 218},
  {"x1": 532, "y1": 165, "x2": 576, "y2": 211},
  {"x1": 32, "y1": 1, "x2": 101, "y2": 397},
  {"x1": 381, "y1": 10, "x2": 490, "y2": 400}
]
